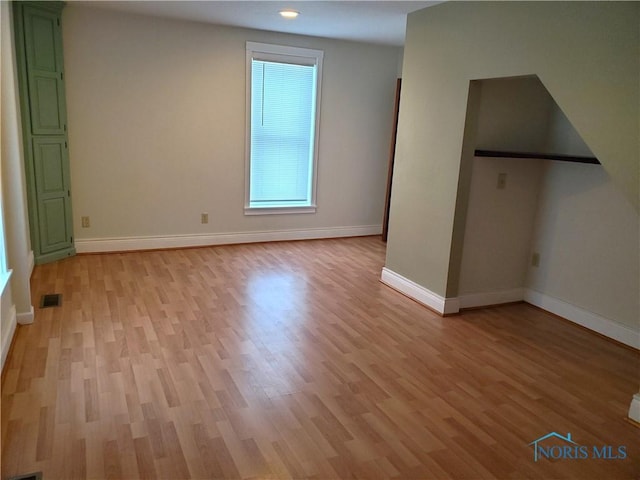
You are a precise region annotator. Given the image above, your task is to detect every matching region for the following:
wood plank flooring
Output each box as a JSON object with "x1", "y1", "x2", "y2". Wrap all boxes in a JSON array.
[{"x1": 2, "y1": 236, "x2": 639, "y2": 479}]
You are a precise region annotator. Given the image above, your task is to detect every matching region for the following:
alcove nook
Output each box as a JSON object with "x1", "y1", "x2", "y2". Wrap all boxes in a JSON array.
[{"x1": 454, "y1": 75, "x2": 639, "y2": 348}]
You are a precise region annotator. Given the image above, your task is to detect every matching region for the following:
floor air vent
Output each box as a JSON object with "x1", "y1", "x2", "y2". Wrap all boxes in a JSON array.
[
  {"x1": 8, "y1": 473, "x2": 43, "y2": 480},
  {"x1": 40, "y1": 294, "x2": 62, "y2": 308}
]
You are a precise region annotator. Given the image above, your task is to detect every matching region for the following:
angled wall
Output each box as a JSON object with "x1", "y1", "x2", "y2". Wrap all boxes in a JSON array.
[
  {"x1": 526, "y1": 162, "x2": 639, "y2": 335},
  {"x1": 453, "y1": 75, "x2": 638, "y2": 346},
  {"x1": 386, "y1": 1, "x2": 639, "y2": 308}
]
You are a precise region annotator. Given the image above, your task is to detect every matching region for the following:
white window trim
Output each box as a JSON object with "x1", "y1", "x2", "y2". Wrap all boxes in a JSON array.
[
  {"x1": 0, "y1": 270, "x2": 12, "y2": 297},
  {"x1": 244, "y1": 42, "x2": 323, "y2": 215},
  {"x1": 0, "y1": 190, "x2": 10, "y2": 296}
]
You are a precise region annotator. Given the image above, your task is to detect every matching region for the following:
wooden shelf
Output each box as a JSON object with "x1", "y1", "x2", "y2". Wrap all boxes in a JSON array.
[{"x1": 474, "y1": 149, "x2": 600, "y2": 164}]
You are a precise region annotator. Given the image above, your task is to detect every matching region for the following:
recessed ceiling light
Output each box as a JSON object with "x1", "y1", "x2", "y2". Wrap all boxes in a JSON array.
[{"x1": 279, "y1": 9, "x2": 299, "y2": 19}]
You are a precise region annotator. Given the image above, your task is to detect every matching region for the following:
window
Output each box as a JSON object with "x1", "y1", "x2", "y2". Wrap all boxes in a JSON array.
[
  {"x1": 245, "y1": 42, "x2": 323, "y2": 214},
  {"x1": 0, "y1": 193, "x2": 11, "y2": 296}
]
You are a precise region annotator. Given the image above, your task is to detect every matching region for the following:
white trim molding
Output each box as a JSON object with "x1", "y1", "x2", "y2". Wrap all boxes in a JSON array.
[
  {"x1": 75, "y1": 225, "x2": 382, "y2": 254},
  {"x1": 1, "y1": 305, "x2": 17, "y2": 371},
  {"x1": 458, "y1": 288, "x2": 525, "y2": 309},
  {"x1": 27, "y1": 249, "x2": 34, "y2": 277},
  {"x1": 377, "y1": 275, "x2": 639, "y2": 348},
  {"x1": 17, "y1": 305, "x2": 34, "y2": 325},
  {"x1": 628, "y1": 393, "x2": 640, "y2": 423},
  {"x1": 245, "y1": 42, "x2": 323, "y2": 214},
  {"x1": 524, "y1": 289, "x2": 640, "y2": 349},
  {"x1": 244, "y1": 206, "x2": 316, "y2": 216},
  {"x1": 0, "y1": 269, "x2": 12, "y2": 297},
  {"x1": 380, "y1": 267, "x2": 459, "y2": 315}
]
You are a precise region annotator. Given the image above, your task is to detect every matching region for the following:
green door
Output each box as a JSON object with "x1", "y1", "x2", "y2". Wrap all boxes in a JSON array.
[
  {"x1": 14, "y1": 1, "x2": 75, "y2": 264},
  {"x1": 23, "y1": 5, "x2": 67, "y2": 135},
  {"x1": 32, "y1": 137, "x2": 73, "y2": 254}
]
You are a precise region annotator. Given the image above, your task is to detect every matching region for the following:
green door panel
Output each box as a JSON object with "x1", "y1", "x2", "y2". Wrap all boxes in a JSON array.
[
  {"x1": 31, "y1": 76, "x2": 63, "y2": 131},
  {"x1": 32, "y1": 137, "x2": 72, "y2": 254},
  {"x1": 23, "y1": 5, "x2": 66, "y2": 135},
  {"x1": 38, "y1": 142, "x2": 65, "y2": 192},
  {"x1": 40, "y1": 198, "x2": 69, "y2": 249},
  {"x1": 15, "y1": 2, "x2": 75, "y2": 264},
  {"x1": 28, "y1": 12, "x2": 58, "y2": 71}
]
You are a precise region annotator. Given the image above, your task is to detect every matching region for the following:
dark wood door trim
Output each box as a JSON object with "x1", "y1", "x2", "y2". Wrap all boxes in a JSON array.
[{"x1": 382, "y1": 78, "x2": 401, "y2": 242}]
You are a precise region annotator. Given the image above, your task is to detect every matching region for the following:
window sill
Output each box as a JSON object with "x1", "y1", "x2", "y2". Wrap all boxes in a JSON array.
[
  {"x1": 0, "y1": 269, "x2": 13, "y2": 297},
  {"x1": 244, "y1": 205, "x2": 317, "y2": 216}
]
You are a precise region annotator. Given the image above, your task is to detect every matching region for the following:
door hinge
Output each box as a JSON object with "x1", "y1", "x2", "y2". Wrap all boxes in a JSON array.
[
  {"x1": 70, "y1": 236, "x2": 73, "y2": 243},
  {"x1": 57, "y1": 18, "x2": 60, "y2": 27},
  {"x1": 64, "y1": 124, "x2": 67, "y2": 132},
  {"x1": 67, "y1": 190, "x2": 70, "y2": 197},
  {"x1": 65, "y1": 141, "x2": 67, "y2": 148}
]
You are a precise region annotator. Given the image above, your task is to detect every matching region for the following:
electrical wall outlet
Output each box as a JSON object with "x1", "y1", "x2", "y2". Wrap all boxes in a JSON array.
[
  {"x1": 81, "y1": 216, "x2": 90, "y2": 228},
  {"x1": 201, "y1": 213, "x2": 209, "y2": 224},
  {"x1": 531, "y1": 252, "x2": 540, "y2": 267},
  {"x1": 497, "y1": 173, "x2": 507, "y2": 190}
]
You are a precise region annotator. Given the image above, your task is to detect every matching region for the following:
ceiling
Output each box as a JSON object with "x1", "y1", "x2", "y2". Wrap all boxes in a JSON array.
[{"x1": 76, "y1": 1, "x2": 440, "y2": 46}]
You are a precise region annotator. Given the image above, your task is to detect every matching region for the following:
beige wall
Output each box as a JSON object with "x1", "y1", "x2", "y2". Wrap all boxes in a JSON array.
[
  {"x1": 546, "y1": 103, "x2": 593, "y2": 157},
  {"x1": 527, "y1": 163, "x2": 639, "y2": 331},
  {"x1": 475, "y1": 76, "x2": 552, "y2": 153},
  {"x1": 387, "y1": 1, "x2": 639, "y2": 301},
  {"x1": 458, "y1": 157, "x2": 543, "y2": 295},
  {"x1": 474, "y1": 75, "x2": 594, "y2": 158},
  {"x1": 457, "y1": 157, "x2": 639, "y2": 334},
  {"x1": 459, "y1": 75, "x2": 599, "y2": 300},
  {"x1": 62, "y1": 6, "x2": 400, "y2": 240}
]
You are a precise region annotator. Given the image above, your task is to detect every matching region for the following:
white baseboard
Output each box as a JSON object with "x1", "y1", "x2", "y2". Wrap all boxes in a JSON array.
[
  {"x1": 629, "y1": 393, "x2": 640, "y2": 423},
  {"x1": 524, "y1": 289, "x2": 640, "y2": 349},
  {"x1": 75, "y1": 225, "x2": 382, "y2": 253},
  {"x1": 1, "y1": 305, "x2": 17, "y2": 372},
  {"x1": 17, "y1": 305, "x2": 34, "y2": 325},
  {"x1": 458, "y1": 288, "x2": 525, "y2": 309},
  {"x1": 377, "y1": 274, "x2": 638, "y2": 347},
  {"x1": 380, "y1": 267, "x2": 459, "y2": 315}
]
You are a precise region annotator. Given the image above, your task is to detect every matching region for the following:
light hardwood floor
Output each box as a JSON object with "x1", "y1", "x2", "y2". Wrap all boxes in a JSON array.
[{"x1": 2, "y1": 236, "x2": 639, "y2": 479}]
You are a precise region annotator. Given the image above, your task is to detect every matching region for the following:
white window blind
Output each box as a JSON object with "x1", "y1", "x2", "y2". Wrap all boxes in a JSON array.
[{"x1": 245, "y1": 43, "x2": 323, "y2": 214}]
